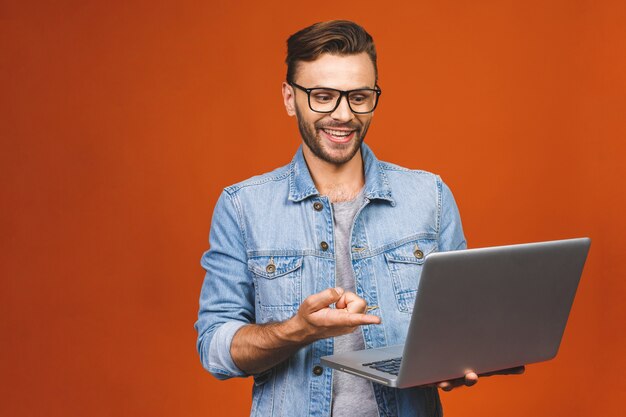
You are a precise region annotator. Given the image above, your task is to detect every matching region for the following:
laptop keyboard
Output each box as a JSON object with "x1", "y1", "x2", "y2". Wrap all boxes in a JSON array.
[{"x1": 363, "y1": 357, "x2": 402, "y2": 376}]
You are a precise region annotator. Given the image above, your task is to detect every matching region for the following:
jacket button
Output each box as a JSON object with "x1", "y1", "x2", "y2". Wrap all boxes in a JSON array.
[
  {"x1": 313, "y1": 202, "x2": 323, "y2": 211},
  {"x1": 266, "y1": 264, "x2": 276, "y2": 273},
  {"x1": 414, "y1": 249, "x2": 424, "y2": 259},
  {"x1": 320, "y1": 241, "x2": 329, "y2": 251},
  {"x1": 312, "y1": 365, "x2": 324, "y2": 376}
]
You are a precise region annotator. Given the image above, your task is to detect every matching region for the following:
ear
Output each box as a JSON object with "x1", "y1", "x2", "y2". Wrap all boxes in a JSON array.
[{"x1": 282, "y1": 82, "x2": 296, "y2": 117}]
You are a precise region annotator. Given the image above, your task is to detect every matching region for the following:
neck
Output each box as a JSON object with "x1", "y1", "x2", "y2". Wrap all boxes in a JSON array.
[{"x1": 302, "y1": 145, "x2": 365, "y2": 203}]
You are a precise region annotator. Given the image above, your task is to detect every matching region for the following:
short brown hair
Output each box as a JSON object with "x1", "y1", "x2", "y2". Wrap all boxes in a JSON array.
[{"x1": 286, "y1": 20, "x2": 378, "y2": 84}]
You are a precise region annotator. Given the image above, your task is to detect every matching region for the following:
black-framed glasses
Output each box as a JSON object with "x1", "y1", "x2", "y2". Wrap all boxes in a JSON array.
[{"x1": 289, "y1": 82, "x2": 382, "y2": 114}]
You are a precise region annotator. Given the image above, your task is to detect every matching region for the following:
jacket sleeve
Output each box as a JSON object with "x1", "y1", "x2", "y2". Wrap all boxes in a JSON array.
[
  {"x1": 195, "y1": 190, "x2": 254, "y2": 380},
  {"x1": 437, "y1": 178, "x2": 467, "y2": 251}
]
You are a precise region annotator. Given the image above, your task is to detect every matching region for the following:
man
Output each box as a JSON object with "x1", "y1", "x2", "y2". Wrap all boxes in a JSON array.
[{"x1": 196, "y1": 20, "x2": 522, "y2": 417}]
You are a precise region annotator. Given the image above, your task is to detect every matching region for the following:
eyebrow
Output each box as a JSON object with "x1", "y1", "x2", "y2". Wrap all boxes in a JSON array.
[{"x1": 310, "y1": 85, "x2": 375, "y2": 90}]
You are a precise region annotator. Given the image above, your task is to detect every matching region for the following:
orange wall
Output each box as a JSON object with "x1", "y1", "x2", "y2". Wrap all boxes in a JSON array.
[{"x1": 1, "y1": 1, "x2": 625, "y2": 416}]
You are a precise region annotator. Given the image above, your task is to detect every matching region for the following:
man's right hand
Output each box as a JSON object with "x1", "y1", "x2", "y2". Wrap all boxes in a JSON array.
[
  {"x1": 284, "y1": 287, "x2": 382, "y2": 344},
  {"x1": 231, "y1": 287, "x2": 380, "y2": 375}
]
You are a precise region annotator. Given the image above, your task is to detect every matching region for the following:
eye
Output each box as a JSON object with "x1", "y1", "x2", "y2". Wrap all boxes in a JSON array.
[
  {"x1": 310, "y1": 89, "x2": 338, "y2": 104},
  {"x1": 311, "y1": 91, "x2": 336, "y2": 103},
  {"x1": 313, "y1": 94, "x2": 333, "y2": 103},
  {"x1": 349, "y1": 91, "x2": 374, "y2": 105}
]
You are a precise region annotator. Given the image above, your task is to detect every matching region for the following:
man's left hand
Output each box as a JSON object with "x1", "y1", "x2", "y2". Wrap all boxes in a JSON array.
[{"x1": 437, "y1": 366, "x2": 526, "y2": 392}]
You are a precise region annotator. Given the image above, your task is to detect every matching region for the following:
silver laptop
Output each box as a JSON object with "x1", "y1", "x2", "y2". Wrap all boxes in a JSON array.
[{"x1": 321, "y1": 237, "x2": 591, "y2": 388}]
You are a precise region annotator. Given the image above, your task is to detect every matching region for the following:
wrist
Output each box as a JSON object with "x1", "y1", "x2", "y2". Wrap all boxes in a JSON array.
[{"x1": 279, "y1": 315, "x2": 312, "y2": 345}]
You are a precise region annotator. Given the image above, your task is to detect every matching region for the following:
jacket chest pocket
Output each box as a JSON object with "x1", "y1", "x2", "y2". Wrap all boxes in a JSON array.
[
  {"x1": 248, "y1": 255, "x2": 303, "y2": 318},
  {"x1": 384, "y1": 239, "x2": 438, "y2": 313}
]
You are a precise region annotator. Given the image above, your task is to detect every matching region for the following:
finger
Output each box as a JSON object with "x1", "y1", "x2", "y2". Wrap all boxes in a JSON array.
[
  {"x1": 342, "y1": 312, "x2": 381, "y2": 327},
  {"x1": 437, "y1": 378, "x2": 463, "y2": 391},
  {"x1": 302, "y1": 287, "x2": 344, "y2": 313},
  {"x1": 438, "y1": 381, "x2": 453, "y2": 392},
  {"x1": 343, "y1": 291, "x2": 367, "y2": 314},
  {"x1": 464, "y1": 372, "x2": 478, "y2": 387},
  {"x1": 335, "y1": 293, "x2": 349, "y2": 310},
  {"x1": 438, "y1": 376, "x2": 470, "y2": 392}
]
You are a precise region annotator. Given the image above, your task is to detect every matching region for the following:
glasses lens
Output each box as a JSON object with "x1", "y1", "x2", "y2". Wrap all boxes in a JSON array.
[
  {"x1": 348, "y1": 90, "x2": 377, "y2": 113},
  {"x1": 309, "y1": 89, "x2": 341, "y2": 112},
  {"x1": 307, "y1": 88, "x2": 379, "y2": 113}
]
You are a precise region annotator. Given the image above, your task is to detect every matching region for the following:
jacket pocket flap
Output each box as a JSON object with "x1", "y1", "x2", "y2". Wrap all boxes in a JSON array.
[
  {"x1": 248, "y1": 256, "x2": 303, "y2": 279},
  {"x1": 384, "y1": 239, "x2": 438, "y2": 265}
]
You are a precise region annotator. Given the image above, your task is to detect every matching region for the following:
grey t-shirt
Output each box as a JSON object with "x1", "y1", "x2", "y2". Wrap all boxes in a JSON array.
[{"x1": 331, "y1": 190, "x2": 379, "y2": 417}]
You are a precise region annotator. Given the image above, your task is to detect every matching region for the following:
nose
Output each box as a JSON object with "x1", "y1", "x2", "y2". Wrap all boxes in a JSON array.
[{"x1": 329, "y1": 94, "x2": 355, "y2": 123}]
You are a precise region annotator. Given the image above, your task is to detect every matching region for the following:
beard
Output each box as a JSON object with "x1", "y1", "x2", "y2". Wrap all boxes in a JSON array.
[{"x1": 295, "y1": 106, "x2": 371, "y2": 165}]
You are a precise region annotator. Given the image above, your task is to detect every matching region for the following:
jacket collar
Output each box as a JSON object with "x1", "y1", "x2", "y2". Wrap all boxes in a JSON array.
[{"x1": 288, "y1": 143, "x2": 395, "y2": 205}]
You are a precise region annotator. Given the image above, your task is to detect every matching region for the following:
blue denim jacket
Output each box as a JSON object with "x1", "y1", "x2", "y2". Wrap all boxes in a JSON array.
[{"x1": 195, "y1": 143, "x2": 466, "y2": 417}]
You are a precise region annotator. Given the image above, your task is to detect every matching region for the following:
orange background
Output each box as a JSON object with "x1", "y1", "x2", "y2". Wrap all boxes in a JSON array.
[{"x1": 1, "y1": 1, "x2": 625, "y2": 416}]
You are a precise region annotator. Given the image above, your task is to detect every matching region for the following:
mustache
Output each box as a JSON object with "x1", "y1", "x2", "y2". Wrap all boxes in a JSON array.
[{"x1": 314, "y1": 121, "x2": 361, "y2": 130}]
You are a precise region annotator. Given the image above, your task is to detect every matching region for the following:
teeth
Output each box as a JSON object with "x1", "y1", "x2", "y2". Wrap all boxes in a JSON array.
[{"x1": 323, "y1": 129, "x2": 352, "y2": 137}]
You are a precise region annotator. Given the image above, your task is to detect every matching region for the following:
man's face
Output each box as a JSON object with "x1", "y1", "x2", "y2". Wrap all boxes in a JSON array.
[{"x1": 283, "y1": 53, "x2": 376, "y2": 165}]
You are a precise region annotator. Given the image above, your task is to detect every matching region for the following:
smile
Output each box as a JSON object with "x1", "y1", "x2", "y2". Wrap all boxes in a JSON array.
[{"x1": 320, "y1": 128, "x2": 356, "y2": 143}]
